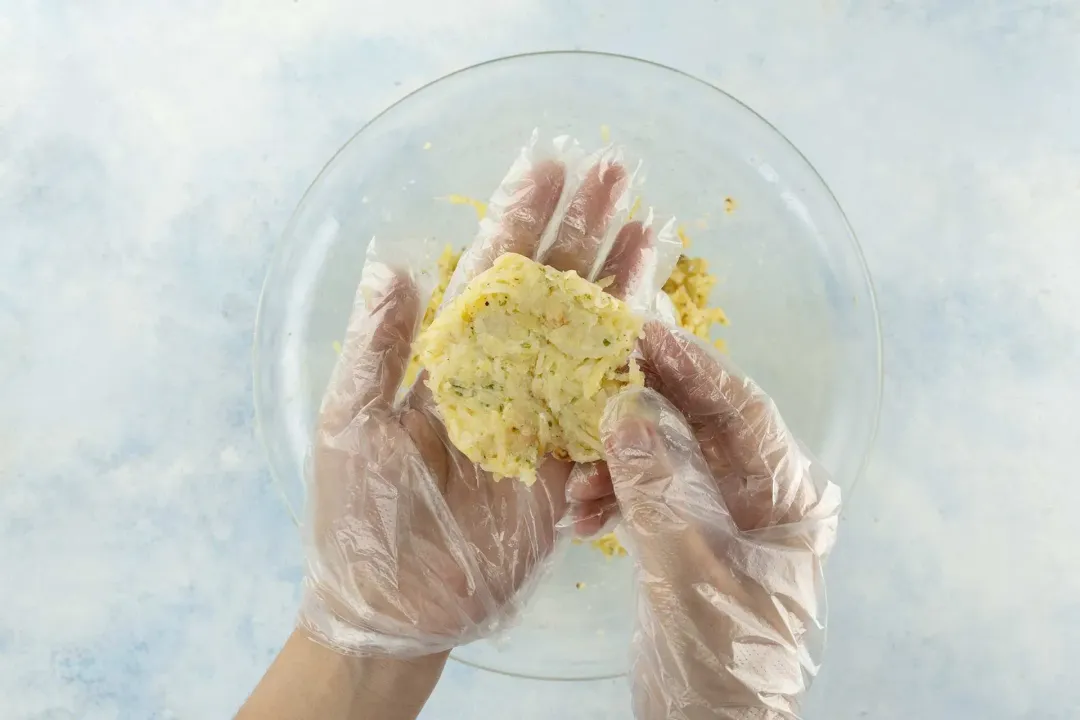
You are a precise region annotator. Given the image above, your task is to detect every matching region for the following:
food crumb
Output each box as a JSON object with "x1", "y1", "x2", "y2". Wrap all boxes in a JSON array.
[
  {"x1": 724, "y1": 196, "x2": 737, "y2": 214},
  {"x1": 664, "y1": 254, "x2": 730, "y2": 342},
  {"x1": 600, "y1": 124, "x2": 612, "y2": 143},
  {"x1": 575, "y1": 582, "x2": 586, "y2": 590},
  {"x1": 423, "y1": 141, "x2": 433, "y2": 150},
  {"x1": 331, "y1": 340, "x2": 343, "y2": 355},
  {"x1": 443, "y1": 194, "x2": 488, "y2": 220},
  {"x1": 677, "y1": 224, "x2": 691, "y2": 248},
  {"x1": 591, "y1": 532, "x2": 628, "y2": 558}
]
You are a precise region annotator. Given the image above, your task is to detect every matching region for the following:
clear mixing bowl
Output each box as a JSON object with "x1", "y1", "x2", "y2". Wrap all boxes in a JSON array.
[{"x1": 254, "y1": 51, "x2": 882, "y2": 681}]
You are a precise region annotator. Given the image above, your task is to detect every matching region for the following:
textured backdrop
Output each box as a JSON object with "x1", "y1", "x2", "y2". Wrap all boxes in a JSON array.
[{"x1": 2, "y1": 1, "x2": 1079, "y2": 718}]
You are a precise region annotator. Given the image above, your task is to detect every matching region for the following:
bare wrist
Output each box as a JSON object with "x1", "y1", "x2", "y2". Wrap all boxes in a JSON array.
[
  {"x1": 347, "y1": 648, "x2": 450, "y2": 719},
  {"x1": 237, "y1": 629, "x2": 448, "y2": 720}
]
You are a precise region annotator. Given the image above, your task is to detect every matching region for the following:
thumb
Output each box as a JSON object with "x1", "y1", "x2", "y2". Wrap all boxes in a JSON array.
[
  {"x1": 601, "y1": 388, "x2": 737, "y2": 572},
  {"x1": 601, "y1": 392, "x2": 676, "y2": 513},
  {"x1": 320, "y1": 264, "x2": 421, "y2": 436}
]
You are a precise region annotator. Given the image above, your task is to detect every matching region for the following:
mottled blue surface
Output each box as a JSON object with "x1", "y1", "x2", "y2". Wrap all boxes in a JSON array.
[{"x1": 3, "y1": 2, "x2": 1080, "y2": 718}]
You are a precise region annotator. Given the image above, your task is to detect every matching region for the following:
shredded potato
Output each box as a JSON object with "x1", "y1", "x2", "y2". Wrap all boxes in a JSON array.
[
  {"x1": 415, "y1": 253, "x2": 644, "y2": 485},
  {"x1": 402, "y1": 224, "x2": 730, "y2": 555},
  {"x1": 663, "y1": 255, "x2": 729, "y2": 351},
  {"x1": 590, "y1": 533, "x2": 629, "y2": 558},
  {"x1": 403, "y1": 246, "x2": 460, "y2": 388}
]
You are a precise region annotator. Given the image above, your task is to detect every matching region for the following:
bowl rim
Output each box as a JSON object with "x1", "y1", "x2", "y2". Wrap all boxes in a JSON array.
[{"x1": 252, "y1": 48, "x2": 884, "y2": 679}]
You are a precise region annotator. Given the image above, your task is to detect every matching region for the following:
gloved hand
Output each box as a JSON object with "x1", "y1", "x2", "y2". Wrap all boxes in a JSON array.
[
  {"x1": 584, "y1": 322, "x2": 842, "y2": 719},
  {"x1": 299, "y1": 141, "x2": 668, "y2": 657}
]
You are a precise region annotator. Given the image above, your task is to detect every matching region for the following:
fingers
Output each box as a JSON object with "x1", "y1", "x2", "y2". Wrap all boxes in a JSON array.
[
  {"x1": 542, "y1": 159, "x2": 629, "y2": 277},
  {"x1": 569, "y1": 500, "x2": 617, "y2": 538},
  {"x1": 532, "y1": 455, "x2": 573, "y2": 530},
  {"x1": 640, "y1": 320, "x2": 763, "y2": 420},
  {"x1": 320, "y1": 271, "x2": 421, "y2": 435},
  {"x1": 602, "y1": 391, "x2": 684, "y2": 518},
  {"x1": 564, "y1": 462, "x2": 616, "y2": 536},
  {"x1": 451, "y1": 153, "x2": 643, "y2": 304},
  {"x1": 639, "y1": 321, "x2": 821, "y2": 528},
  {"x1": 451, "y1": 160, "x2": 566, "y2": 293},
  {"x1": 567, "y1": 462, "x2": 613, "y2": 501},
  {"x1": 641, "y1": 319, "x2": 785, "y2": 483},
  {"x1": 596, "y1": 221, "x2": 652, "y2": 301},
  {"x1": 488, "y1": 159, "x2": 567, "y2": 262},
  {"x1": 601, "y1": 388, "x2": 732, "y2": 585}
]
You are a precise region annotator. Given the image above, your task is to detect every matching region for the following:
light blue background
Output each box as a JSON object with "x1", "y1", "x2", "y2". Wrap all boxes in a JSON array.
[{"x1": 2, "y1": 1, "x2": 1079, "y2": 718}]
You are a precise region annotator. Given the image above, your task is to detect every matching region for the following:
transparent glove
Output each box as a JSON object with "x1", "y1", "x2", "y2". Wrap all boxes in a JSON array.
[
  {"x1": 299, "y1": 137, "x2": 671, "y2": 657},
  {"x1": 591, "y1": 322, "x2": 842, "y2": 719}
]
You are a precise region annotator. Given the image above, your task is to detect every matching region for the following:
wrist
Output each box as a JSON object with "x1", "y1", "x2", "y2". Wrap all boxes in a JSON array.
[
  {"x1": 346, "y1": 648, "x2": 450, "y2": 719},
  {"x1": 238, "y1": 628, "x2": 449, "y2": 720}
]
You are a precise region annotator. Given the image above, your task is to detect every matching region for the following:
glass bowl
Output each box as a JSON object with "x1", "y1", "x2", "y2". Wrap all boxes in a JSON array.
[{"x1": 254, "y1": 51, "x2": 882, "y2": 681}]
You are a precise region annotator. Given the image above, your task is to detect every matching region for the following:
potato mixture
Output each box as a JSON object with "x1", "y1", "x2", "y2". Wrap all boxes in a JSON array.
[
  {"x1": 404, "y1": 239, "x2": 729, "y2": 387},
  {"x1": 400, "y1": 226, "x2": 728, "y2": 556},
  {"x1": 664, "y1": 254, "x2": 729, "y2": 351},
  {"x1": 415, "y1": 253, "x2": 644, "y2": 485}
]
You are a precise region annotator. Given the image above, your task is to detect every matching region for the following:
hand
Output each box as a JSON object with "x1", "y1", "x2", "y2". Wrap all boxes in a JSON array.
[
  {"x1": 300, "y1": 145, "x2": 660, "y2": 657},
  {"x1": 591, "y1": 323, "x2": 842, "y2": 719}
]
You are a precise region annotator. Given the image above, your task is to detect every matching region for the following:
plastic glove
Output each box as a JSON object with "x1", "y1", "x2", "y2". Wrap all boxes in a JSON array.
[
  {"x1": 597, "y1": 322, "x2": 842, "y2": 719},
  {"x1": 299, "y1": 139, "x2": 670, "y2": 657}
]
